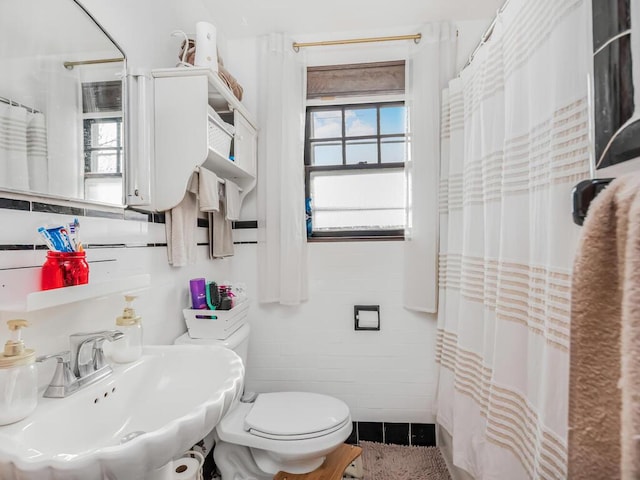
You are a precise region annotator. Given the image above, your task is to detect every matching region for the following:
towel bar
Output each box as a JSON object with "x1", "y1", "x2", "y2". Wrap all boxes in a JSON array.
[
  {"x1": 194, "y1": 166, "x2": 243, "y2": 191},
  {"x1": 572, "y1": 178, "x2": 614, "y2": 226}
]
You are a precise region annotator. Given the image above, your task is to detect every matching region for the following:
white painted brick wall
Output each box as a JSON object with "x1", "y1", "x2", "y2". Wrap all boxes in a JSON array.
[
  {"x1": 229, "y1": 241, "x2": 439, "y2": 423},
  {"x1": 0, "y1": 0, "x2": 458, "y2": 424},
  {"x1": 0, "y1": 205, "x2": 235, "y2": 391},
  {"x1": 0, "y1": 206, "x2": 440, "y2": 424}
]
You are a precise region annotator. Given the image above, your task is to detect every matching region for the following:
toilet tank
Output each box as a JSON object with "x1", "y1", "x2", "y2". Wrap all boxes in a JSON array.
[{"x1": 174, "y1": 323, "x2": 250, "y2": 367}]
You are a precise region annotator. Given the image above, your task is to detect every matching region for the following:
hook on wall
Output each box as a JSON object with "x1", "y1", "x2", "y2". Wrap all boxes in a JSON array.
[{"x1": 572, "y1": 178, "x2": 614, "y2": 226}]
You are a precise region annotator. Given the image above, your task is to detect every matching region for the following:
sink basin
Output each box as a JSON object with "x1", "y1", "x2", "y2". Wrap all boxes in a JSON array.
[{"x1": 0, "y1": 345, "x2": 244, "y2": 480}]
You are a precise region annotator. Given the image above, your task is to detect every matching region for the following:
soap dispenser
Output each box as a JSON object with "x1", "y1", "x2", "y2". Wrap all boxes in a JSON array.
[
  {"x1": 0, "y1": 320, "x2": 37, "y2": 425},
  {"x1": 112, "y1": 295, "x2": 143, "y2": 364}
]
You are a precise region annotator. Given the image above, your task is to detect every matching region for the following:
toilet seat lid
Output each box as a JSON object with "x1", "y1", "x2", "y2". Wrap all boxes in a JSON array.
[{"x1": 244, "y1": 392, "x2": 350, "y2": 437}]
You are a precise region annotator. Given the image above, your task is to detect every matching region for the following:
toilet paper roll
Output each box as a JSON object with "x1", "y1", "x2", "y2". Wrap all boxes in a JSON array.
[
  {"x1": 357, "y1": 309, "x2": 379, "y2": 329},
  {"x1": 172, "y1": 456, "x2": 200, "y2": 480}
]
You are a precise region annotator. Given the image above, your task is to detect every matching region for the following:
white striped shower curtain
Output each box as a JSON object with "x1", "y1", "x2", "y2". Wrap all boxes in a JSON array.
[
  {"x1": 436, "y1": 0, "x2": 591, "y2": 478},
  {"x1": 0, "y1": 103, "x2": 47, "y2": 191},
  {"x1": 27, "y1": 111, "x2": 48, "y2": 193}
]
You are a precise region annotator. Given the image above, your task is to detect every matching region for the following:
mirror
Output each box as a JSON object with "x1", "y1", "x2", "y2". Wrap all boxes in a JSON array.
[
  {"x1": 0, "y1": 0, "x2": 126, "y2": 205},
  {"x1": 592, "y1": 0, "x2": 640, "y2": 170}
]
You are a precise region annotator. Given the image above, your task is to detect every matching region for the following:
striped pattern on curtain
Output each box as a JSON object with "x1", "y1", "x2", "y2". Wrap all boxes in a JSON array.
[{"x1": 435, "y1": 0, "x2": 590, "y2": 478}]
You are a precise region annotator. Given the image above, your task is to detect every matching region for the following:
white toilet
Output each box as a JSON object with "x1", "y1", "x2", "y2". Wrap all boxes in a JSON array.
[{"x1": 174, "y1": 324, "x2": 353, "y2": 479}]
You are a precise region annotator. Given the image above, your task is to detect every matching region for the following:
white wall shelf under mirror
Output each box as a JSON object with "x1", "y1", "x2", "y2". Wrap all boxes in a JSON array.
[
  {"x1": 152, "y1": 67, "x2": 257, "y2": 212},
  {"x1": 1, "y1": 273, "x2": 150, "y2": 313}
]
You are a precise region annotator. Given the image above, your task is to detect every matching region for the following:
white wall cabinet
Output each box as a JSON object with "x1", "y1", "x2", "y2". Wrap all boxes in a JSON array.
[{"x1": 151, "y1": 67, "x2": 257, "y2": 212}]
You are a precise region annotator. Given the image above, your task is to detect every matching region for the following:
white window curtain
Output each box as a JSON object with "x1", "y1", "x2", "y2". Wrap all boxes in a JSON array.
[
  {"x1": 256, "y1": 33, "x2": 309, "y2": 305},
  {"x1": 403, "y1": 22, "x2": 457, "y2": 313},
  {"x1": 436, "y1": 0, "x2": 590, "y2": 478}
]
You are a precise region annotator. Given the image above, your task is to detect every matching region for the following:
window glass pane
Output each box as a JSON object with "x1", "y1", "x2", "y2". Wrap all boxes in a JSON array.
[
  {"x1": 90, "y1": 121, "x2": 119, "y2": 147},
  {"x1": 310, "y1": 169, "x2": 405, "y2": 231},
  {"x1": 346, "y1": 139, "x2": 377, "y2": 165},
  {"x1": 312, "y1": 142, "x2": 342, "y2": 166},
  {"x1": 82, "y1": 81, "x2": 122, "y2": 113},
  {"x1": 345, "y1": 107, "x2": 376, "y2": 137},
  {"x1": 311, "y1": 110, "x2": 342, "y2": 138},
  {"x1": 85, "y1": 176, "x2": 123, "y2": 205},
  {"x1": 89, "y1": 151, "x2": 119, "y2": 173},
  {"x1": 380, "y1": 105, "x2": 406, "y2": 134},
  {"x1": 314, "y1": 209, "x2": 405, "y2": 231},
  {"x1": 381, "y1": 137, "x2": 406, "y2": 163}
]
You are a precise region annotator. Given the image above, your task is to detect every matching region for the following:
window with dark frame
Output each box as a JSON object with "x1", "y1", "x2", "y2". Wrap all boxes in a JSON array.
[
  {"x1": 304, "y1": 101, "x2": 407, "y2": 239},
  {"x1": 81, "y1": 80, "x2": 124, "y2": 204},
  {"x1": 83, "y1": 117, "x2": 123, "y2": 177},
  {"x1": 82, "y1": 80, "x2": 123, "y2": 178}
]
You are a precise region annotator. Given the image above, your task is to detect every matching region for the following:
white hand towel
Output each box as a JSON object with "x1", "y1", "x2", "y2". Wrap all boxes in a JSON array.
[
  {"x1": 198, "y1": 167, "x2": 220, "y2": 212},
  {"x1": 225, "y1": 180, "x2": 241, "y2": 221}
]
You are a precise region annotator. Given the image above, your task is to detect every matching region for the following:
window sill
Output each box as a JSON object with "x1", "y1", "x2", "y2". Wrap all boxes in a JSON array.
[{"x1": 307, "y1": 235, "x2": 404, "y2": 243}]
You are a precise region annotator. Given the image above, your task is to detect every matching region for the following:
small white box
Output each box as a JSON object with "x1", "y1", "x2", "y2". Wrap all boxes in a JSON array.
[{"x1": 183, "y1": 300, "x2": 249, "y2": 339}]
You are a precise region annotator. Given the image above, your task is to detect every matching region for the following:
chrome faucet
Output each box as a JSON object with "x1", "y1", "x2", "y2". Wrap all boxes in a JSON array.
[
  {"x1": 36, "y1": 351, "x2": 78, "y2": 398},
  {"x1": 69, "y1": 330, "x2": 124, "y2": 378},
  {"x1": 38, "y1": 330, "x2": 124, "y2": 398}
]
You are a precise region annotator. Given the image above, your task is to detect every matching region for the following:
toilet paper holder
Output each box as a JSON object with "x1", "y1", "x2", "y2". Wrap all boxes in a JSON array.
[{"x1": 354, "y1": 305, "x2": 380, "y2": 331}]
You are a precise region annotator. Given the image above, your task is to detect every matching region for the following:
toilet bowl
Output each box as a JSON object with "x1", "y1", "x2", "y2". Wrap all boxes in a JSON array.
[{"x1": 174, "y1": 324, "x2": 352, "y2": 479}]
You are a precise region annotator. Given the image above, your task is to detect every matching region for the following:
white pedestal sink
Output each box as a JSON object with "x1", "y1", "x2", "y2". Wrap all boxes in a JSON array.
[{"x1": 0, "y1": 345, "x2": 244, "y2": 480}]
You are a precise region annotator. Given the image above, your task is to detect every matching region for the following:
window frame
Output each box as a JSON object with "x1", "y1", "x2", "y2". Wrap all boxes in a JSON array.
[
  {"x1": 304, "y1": 100, "x2": 406, "y2": 241},
  {"x1": 82, "y1": 115, "x2": 124, "y2": 178}
]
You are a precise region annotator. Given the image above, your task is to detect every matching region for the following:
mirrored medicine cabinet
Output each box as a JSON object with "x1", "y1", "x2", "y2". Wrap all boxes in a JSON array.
[{"x1": 0, "y1": 0, "x2": 127, "y2": 207}]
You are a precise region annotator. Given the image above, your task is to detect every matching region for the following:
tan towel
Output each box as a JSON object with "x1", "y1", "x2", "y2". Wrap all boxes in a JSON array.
[
  {"x1": 209, "y1": 182, "x2": 234, "y2": 258},
  {"x1": 178, "y1": 42, "x2": 243, "y2": 101},
  {"x1": 568, "y1": 172, "x2": 640, "y2": 479},
  {"x1": 165, "y1": 172, "x2": 199, "y2": 266},
  {"x1": 225, "y1": 180, "x2": 241, "y2": 221},
  {"x1": 198, "y1": 167, "x2": 220, "y2": 212},
  {"x1": 218, "y1": 64, "x2": 243, "y2": 101}
]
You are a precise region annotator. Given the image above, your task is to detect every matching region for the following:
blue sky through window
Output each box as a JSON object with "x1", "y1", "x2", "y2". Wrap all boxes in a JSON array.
[
  {"x1": 346, "y1": 108, "x2": 376, "y2": 136},
  {"x1": 311, "y1": 105, "x2": 405, "y2": 166},
  {"x1": 380, "y1": 106, "x2": 405, "y2": 134},
  {"x1": 312, "y1": 110, "x2": 342, "y2": 138}
]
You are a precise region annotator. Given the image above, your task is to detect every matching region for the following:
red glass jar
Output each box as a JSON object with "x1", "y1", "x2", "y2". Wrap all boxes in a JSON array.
[{"x1": 41, "y1": 252, "x2": 89, "y2": 290}]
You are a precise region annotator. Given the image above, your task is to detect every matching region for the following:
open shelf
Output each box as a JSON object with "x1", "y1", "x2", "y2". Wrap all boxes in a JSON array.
[
  {"x1": 205, "y1": 147, "x2": 255, "y2": 182},
  {"x1": 2, "y1": 274, "x2": 151, "y2": 313}
]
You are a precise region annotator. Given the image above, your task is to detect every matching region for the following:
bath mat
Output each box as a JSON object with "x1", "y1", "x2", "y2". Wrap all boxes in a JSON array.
[{"x1": 359, "y1": 441, "x2": 451, "y2": 480}]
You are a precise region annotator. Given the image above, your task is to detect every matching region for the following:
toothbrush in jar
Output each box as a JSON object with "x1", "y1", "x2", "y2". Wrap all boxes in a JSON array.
[{"x1": 69, "y1": 218, "x2": 81, "y2": 251}]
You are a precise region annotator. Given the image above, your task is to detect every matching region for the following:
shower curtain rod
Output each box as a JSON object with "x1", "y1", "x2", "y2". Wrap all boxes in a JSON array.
[
  {"x1": 63, "y1": 57, "x2": 124, "y2": 70},
  {"x1": 462, "y1": 0, "x2": 512, "y2": 70},
  {"x1": 0, "y1": 96, "x2": 40, "y2": 113},
  {"x1": 292, "y1": 33, "x2": 422, "y2": 52}
]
